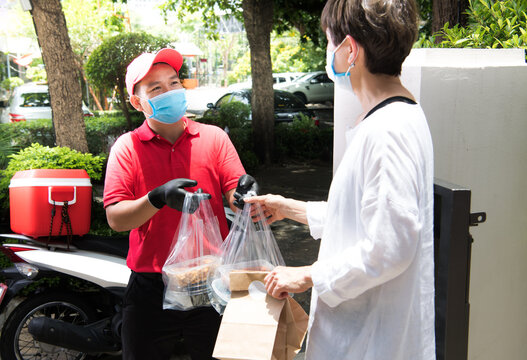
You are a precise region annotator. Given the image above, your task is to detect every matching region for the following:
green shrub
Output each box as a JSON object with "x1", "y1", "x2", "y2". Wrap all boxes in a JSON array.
[
  {"x1": 274, "y1": 115, "x2": 333, "y2": 162},
  {"x1": 1, "y1": 77, "x2": 24, "y2": 92},
  {"x1": 0, "y1": 113, "x2": 144, "y2": 159},
  {"x1": 0, "y1": 131, "x2": 20, "y2": 169},
  {"x1": 239, "y1": 150, "x2": 260, "y2": 174},
  {"x1": 89, "y1": 198, "x2": 127, "y2": 237},
  {"x1": 290, "y1": 112, "x2": 318, "y2": 131},
  {"x1": 85, "y1": 113, "x2": 143, "y2": 154},
  {"x1": 0, "y1": 144, "x2": 106, "y2": 209},
  {"x1": 199, "y1": 101, "x2": 251, "y2": 130},
  {"x1": 197, "y1": 102, "x2": 260, "y2": 172},
  {"x1": 228, "y1": 127, "x2": 260, "y2": 174},
  {"x1": 0, "y1": 120, "x2": 56, "y2": 150},
  {"x1": 198, "y1": 109, "x2": 333, "y2": 169},
  {"x1": 0, "y1": 115, "x2": 142, "y2": 238},
  {"x1": 416, "y1": 0, "x2": 527, "y2": 60}
]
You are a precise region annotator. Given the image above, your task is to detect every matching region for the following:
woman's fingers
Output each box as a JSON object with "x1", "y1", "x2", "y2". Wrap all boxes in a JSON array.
[
  {"x1": 242, "y1": 195, "x2": 266, "y2": 204},
  {"x1": 264, "y1": 267, "x2": 290, "y2": 299}
]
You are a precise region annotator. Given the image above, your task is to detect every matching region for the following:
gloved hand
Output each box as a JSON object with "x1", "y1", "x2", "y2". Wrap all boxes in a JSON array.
[
  {"x1": 233, "y1": 174, "x2": 259, "y2": 209},
  {"x1": 148, "y1": 178, "x2": 211, "y2": 213}
]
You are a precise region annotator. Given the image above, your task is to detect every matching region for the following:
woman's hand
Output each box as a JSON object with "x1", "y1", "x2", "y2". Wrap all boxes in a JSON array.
[
  {"x1": 264, "y1": 266, "x2": 313, "y2": 299},
  {"x1": 243, "y1": 194, "x2": 288, "y2": 224},
  {"x1": 244, "y1": 194, "x2": 308, "y2": 225}
]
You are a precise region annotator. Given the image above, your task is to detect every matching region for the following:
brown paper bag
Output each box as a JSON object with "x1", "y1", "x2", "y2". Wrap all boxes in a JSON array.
[{"x1": 213, "y1": 271, "x2": 309, "y2": 360}]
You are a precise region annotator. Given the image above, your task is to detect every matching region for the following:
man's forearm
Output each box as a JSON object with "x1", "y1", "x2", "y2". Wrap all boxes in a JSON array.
[{"x1": 106, "y1": 195, "x2": 159, "y2": 232}]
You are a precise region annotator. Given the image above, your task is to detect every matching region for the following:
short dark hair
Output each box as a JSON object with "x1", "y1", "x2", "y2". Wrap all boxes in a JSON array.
[{"x1": 321, "y1": 0, "x2": 419, "y2": 76}]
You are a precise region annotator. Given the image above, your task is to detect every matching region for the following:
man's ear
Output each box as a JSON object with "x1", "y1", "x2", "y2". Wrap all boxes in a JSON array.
[{"x1": 129, "y1": 94, "x2": 143, "y2": 111}]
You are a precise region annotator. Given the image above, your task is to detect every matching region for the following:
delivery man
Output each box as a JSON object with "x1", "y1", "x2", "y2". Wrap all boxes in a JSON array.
[{"x1": 103, "y1": 48, "x2": 255, "y2": 360}]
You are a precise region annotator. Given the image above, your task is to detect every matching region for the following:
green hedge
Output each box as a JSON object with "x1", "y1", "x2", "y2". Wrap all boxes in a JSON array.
[
  {"x1": 85, "y1": 112, "x2": 143, "y2": 154},
  {"x1": 0, "y1": 112, "x2": 144, "y2": 157},
  {"x1": 274, "y1": 115, "x2": 333, "y2": 163},
  {"x1": 197, "y1": 102, "x2": 333, "y2": 171}
]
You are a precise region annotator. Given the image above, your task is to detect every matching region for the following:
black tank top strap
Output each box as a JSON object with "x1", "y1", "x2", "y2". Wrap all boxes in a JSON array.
[{"x1": 363, "y1": 96, "x2": 417, "y2": 120}]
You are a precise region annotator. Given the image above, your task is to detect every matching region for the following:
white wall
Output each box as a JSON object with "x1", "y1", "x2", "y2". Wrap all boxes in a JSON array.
[{"x1": 333, "y1": 48, "x2": 527, "y2": 360}]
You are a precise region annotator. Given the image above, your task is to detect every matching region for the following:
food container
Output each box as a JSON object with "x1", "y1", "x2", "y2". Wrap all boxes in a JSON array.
[
  {"x1": 163, "y1": 255, "x2": 220, "y2": 309},
  {"x1": 9, "y1": 169, "x2": 92, "y2": 238},
  {"x1": 208, "y1": 259, "x2": 275, "y2": 314}
]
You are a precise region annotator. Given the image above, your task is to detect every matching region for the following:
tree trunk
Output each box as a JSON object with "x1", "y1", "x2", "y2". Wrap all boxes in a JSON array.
[
  {"x1": 31, "y1": 0, "x2": 89, "y2": 153},
  {"x1": 242, "y1": 0, "x2": 274, "y2": 165},
  {"x1": 432, "y1": 0, "x2": 468, "y2": 34},
  {"x1": 116, "y1": 76, "x2": 132, "y2": 130}
]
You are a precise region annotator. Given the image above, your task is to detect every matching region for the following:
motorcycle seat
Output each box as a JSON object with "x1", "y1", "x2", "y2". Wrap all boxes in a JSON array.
[{"x1": 72, "y1": 235, "x2": 129, "y2": 259}]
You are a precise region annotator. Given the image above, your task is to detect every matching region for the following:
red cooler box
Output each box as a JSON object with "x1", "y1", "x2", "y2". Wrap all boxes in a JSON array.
[{"x1": 9, "y1": 169, "x2": 92, "y2": 238}]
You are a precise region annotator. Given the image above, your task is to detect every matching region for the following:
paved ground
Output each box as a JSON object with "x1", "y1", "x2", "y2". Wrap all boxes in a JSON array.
[{"x1": 253, "y1": 161, "x2": 333, "y2": 360}]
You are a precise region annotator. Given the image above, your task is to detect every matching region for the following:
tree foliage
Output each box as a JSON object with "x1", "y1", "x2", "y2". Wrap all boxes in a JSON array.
[
  {"x1": 86, "y1": 32, "x2": 169, "y2": 94},
  {"x1": 161, "y1": 0, "x2": 242, "y2": 39},
  {"x1": 228, "y1": 29, "x2": 325, "y2": 84},
  {"x1": 272, "y1": 0, "x2": 326, "y2": 46},
  {"x1": 416, "y1": 0, "x2": 433, "y2": 36},
  {"x1": 63, "y1": 0, "x2": 128, "y2": 62},
  {"x1": 416, "y1": 0, "x2": 527, "y2": 57},
  {"x1": 161, "y1": 0, "x2": 324, "y2": 44},
  {"x1": 85, "y1": 32, "x2": 171, "y2": 128}
]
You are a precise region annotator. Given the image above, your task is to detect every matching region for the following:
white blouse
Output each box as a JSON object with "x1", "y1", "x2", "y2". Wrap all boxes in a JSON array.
[{"x1": 305, "y1": 101, "x2": 436, "y2": 360}]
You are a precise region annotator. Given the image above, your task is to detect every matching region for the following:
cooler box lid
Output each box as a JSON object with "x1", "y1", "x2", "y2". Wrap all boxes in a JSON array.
[{"x1": 9, "y1": 169, "x2": 92, "y2": 188}]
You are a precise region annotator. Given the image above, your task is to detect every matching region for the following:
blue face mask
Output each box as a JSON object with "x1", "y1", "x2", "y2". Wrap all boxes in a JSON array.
[
  {"x1": 142, "y1": 88, "x2": 188, "y2": 124},
  {"x1": 325, "y1": 37, "x2": 357, "y2": 92}
]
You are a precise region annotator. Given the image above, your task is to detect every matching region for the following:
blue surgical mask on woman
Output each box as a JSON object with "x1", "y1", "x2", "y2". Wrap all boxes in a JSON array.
[
  {"x1": 141, "y1": 88, "x2": 188, "y2": 124},
  {"x1": 325, "y1": 37, "x2": 357, "y2": 93}
]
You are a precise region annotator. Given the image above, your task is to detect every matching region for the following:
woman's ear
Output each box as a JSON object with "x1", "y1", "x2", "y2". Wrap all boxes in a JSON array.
[{"x1": 345, "y1": 35, "x2": 360, "y2": 66}]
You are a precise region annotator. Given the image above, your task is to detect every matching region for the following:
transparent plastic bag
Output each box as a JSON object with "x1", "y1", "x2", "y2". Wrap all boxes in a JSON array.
[
  {"x1": 162, "y1": 192, "x2": 223, "y2": 310},
  {"x1": 208, "y1": 202, "x2": 285, "y2": 314}
]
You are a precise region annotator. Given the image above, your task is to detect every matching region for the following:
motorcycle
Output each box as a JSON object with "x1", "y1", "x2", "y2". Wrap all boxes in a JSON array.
[
  {"x1": 0, "y1": 232, "x2": 130, "y2": 359},
  {"x1": 0, "y1": 206, "x2": 236, "y2": 360}
]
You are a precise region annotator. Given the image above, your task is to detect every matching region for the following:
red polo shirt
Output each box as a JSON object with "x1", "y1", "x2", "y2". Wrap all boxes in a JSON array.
[{"x1": 103, "y1": 118, "x2": 245, "y2": 273}]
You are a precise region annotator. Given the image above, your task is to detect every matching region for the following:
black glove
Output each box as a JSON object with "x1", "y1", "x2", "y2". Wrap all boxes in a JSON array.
[
  {"x1": 233, "y1": 174, "x2": 259, "y2": 209},
  {"x1": 148, "y1": 178, "x2": 211, "y2": 213}
]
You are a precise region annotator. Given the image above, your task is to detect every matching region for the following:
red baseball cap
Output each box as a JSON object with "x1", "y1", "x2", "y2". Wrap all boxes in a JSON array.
[{"x1": 125, "y1": 48, "x2": 183, "y2": 96}]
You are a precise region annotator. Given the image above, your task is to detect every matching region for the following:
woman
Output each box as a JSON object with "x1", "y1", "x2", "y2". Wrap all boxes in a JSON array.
[{"x1": 245, "y1": 0, "x2": 435, "y2": 359}]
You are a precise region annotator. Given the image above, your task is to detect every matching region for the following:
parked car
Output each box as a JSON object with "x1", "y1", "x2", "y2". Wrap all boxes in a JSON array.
[
  {"x1": 227, "y1": 72, "x2": 305, "y2": 91},
  {"x1": 204, "y1": 89, "x2": 319, "y2": 125},
  {"x1": 0, "y1": 83, "x2": 93, "y2": 123},
  {"x1": 274, "y1": 71, "x2": 334, "y2": 104},
  {"x1": 272, "y1": 72, "x2": 305, "y2": 86}
]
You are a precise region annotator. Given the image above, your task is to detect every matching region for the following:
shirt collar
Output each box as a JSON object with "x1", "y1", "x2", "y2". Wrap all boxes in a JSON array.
[{"x1": 135, "y1": 116, "x2": 198, "y2": 141}]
